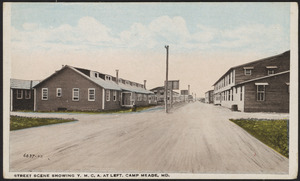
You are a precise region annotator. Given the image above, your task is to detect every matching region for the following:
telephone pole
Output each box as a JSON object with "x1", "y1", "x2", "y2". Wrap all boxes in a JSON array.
[{"x1": 165, "y1": 45, "x2": 169, "y2": 113}]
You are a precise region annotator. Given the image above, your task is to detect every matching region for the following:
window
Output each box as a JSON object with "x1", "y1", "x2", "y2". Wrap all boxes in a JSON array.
[
  {"x1": 57, "y1": 88, "x2": 62, "y2": 97},
  {"x1": 106, "y1": 90, "x2": 110, "y2": 101},
  {"x1": 268, "y1": 69, "x2": 275, "y2": 75},
  {"x1": 42, "y1": 88, "x2": 48, "y2": 100},
  {"x1": 132, "y1": 83, "x2": 136, "y2": 87},
  {"x1": 257, "y1": 85, "x2": 265, "y2": 101},
  {"x1": 240, "y1": 87, "x2": 243, "y2": 101},
  {"x1": 138, "y1": 94, "x2": 142, "y2": 101},
  {"x1": 228, "y1": 90, "x2": 230, "y2": 101},
  {"x1": 72, "y1": 88, "x2": 79, "y2": 101},
  {"x1": 17, "y1": 90, "x2": 23, "y2": 99},
  {"x1": 266, "y1": 66, "x2": 277, "y2": 75},
  {"x1": 125, "y1": 80, "x2": 130, "y2": 85},
  {"x1": 88, "y1": 88, "x2": 95, "y2": 101},
  {"x1": 25, "y1": 90, "x2": 31, "y2": 99},
  {"x1": 113, "y1": 91, "x2": 117, "y2": 101},
  {"x1": 244, "y1": 67, "x2": 253, "y2": 75},
  {"x1": 95, "y1": 73, "x2": 98, "y2": 78},
  {"x1": 143, "y1": 94, "x2": 147, "y2": 101},
  {"x1": 105, "y1": 75, "x2": 112, "y2": 81},
  {"x1": 244, "y1": 69, "x2": 252, "y2": 75},
  {"x1": 118, "y1": 78, "x2": 123, "y2": 84}
]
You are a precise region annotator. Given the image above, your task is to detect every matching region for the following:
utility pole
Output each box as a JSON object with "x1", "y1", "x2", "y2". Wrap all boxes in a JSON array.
[{"x1": 165, "y1": 45, "x2": 169, "y2": 113}]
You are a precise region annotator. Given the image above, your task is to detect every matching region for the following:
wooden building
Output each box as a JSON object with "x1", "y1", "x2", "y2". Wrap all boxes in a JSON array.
[
  {"x1": 10, "y1": 79, "x2": 40, "y2": 111},
  {"x1": 205, "y1": 90, "x2": 214, "y2": 104},
  {"x1": 33, "y1": 65, "x2": 154, "y2": 111},
  {"x1": 213, "y1": 51, "x2": 290, "y2": 112},
  {"x1": 150, "y1": 86, "x2": 180, "y2": 105}
]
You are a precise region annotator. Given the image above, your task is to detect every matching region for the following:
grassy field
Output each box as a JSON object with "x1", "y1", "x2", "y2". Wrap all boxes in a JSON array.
[
  {"x1": 10, "y1": 116, "x2": 77, "y2": 131},
  {"x1": 17, "y1": 105, "x2": 158, "y2": 114},
  {"x1": 229, "y1": 119, "x2": 289, "y2": 158}
]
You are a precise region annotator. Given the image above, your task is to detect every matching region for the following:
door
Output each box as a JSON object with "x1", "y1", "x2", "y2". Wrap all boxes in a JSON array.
[{"x1": 122, "y1": 93, "x2": 131, "y2": 106}]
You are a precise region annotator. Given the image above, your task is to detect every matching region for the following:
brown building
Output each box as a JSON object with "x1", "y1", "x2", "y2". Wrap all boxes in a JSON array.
[
  {"x1": 10, "y1": 79, "x2": 40, "y2": 111},
  {"x1": 213, "y1": 50, "x2": 290, "y2": 112},
  {"x1": 205, "y1": 90, "x2": 214, "y2": 104},
  {"x1": 33, "y1": 65, "x2": 154, "y2": 111},
  {"x1": 150, "y1": 86, "x2": 180, "y2": 105}
]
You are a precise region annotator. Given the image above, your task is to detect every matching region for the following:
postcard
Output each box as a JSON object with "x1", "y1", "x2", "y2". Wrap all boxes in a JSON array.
[{"x1": 3, "y1": 2, "x2": 298, "y2": 179}]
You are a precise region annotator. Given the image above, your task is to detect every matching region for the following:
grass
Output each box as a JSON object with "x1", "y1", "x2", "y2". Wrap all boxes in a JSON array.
[
  {"x1": 19, "y1": 105, "x2": 158, "y2": 114},
  {"x1": 229, "y1": 119, "x2": 289, "y2": 158},
  {"x1": 10, "y1": 116, "x2": 77, "y2": 131}
]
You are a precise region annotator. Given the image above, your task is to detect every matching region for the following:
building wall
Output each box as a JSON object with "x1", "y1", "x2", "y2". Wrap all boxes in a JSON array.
[
  {"x1": 12, "y1": 89, "x2": 34, "y2": 111},
  {"x1": 35, "y1": 67, "x2": 121, "y2": 111},
  {"x1": 244, "y1": 73, "x2": 289, "y2": 113},
  {"x1": 234, "y1": 52, "x2": 290, "y2": 84}
]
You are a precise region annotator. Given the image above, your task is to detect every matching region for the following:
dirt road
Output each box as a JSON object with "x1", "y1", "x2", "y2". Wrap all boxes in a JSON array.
[{"x1": 9, "y1": 102, "x2": 289, "y2": 173}]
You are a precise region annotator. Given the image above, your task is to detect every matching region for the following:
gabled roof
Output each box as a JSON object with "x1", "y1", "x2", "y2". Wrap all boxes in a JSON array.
[
  {"x1": 34, "y1": 65, "x2": 154, "y2": 94},
  {"x1": 118, "y1": 83, "x2": 154, "y2": 94},
  {"x1": 150, "y1": 86, "x2": 164, "y2": 91},
  {"x1": 11, "y1": 79, "x2": 40, "y2": 89},
  {"x1": 234, "y1": 70, "x2": 290, "y2": 86},
  {"x1": 213, "y1": 50, "x2": 290, "y2": 86}
]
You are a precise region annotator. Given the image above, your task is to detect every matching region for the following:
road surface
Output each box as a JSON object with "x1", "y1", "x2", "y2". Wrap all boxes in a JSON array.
[{"x1": 9, "y1": 102, "x2": 289, "y2": 173}]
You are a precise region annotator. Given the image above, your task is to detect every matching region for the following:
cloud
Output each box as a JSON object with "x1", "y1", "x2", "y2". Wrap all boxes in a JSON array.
[{"x1": 11, "y1": 16, "x2": 289, "y2": 54}]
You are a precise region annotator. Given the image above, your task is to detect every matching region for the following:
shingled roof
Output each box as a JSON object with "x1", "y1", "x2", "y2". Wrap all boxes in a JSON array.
[{"x1": 10, "y1": 79, "x2": 40, "y2": 89}]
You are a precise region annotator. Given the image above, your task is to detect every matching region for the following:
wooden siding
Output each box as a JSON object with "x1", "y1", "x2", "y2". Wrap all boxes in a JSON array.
[
  {"x1": 35, "y1": 67, "x2": 122, "y2": 111},
  {"x1": 244, "y1": 73, "x2": 289, "y2": 113},
  {"x1": 234, "y1": 52, "x2": 290, "y2": 84},
  {"x1": 12, "y1": 89, "x2": 34, "y2": 111}
]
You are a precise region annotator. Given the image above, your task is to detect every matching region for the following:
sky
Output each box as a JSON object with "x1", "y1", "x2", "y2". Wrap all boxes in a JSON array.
[{"x1": 7, "y1": 2, "x2": 291, "y2": 97}]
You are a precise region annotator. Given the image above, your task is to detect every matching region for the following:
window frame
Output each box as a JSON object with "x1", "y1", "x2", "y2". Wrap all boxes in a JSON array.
[
  {"x1": 25, "y1": 90, "x2": 31, "y2": 99},
  {"x1": 42, "y1": 88, "x2": 48, "y2": 100},
  {"x1": 16, "y1": 90, "x2": 23, "y2": 99},
  {"x1": 72, "y1": 88, "x2": 80, "y2": 101},
  {"x1": 56, "y1": 88, "x2": 62, "y2": 97},
  {"x1": 113, "y1": 91, "x2": 117, "y2": 101},
  {"x1": 267, "y1": 69, "x2": 275, "y2": 75},
  {"x1": 106, "y1": 90, "x2": 110, "y2": 101},
  {"x1": 257, "y1": 85, "x2": 265, "y2": 101},
  {"x1": 88, "y1": 88, "x2": 95, "y2": 101},
  {"x1": 244, "y1": 69, "x2": 252, "y2": 75}
]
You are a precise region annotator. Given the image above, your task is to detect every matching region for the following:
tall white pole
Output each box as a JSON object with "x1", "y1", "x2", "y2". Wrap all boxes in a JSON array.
[{"x1": 165, "y1": 45, "x2": 169, "y2": 113}]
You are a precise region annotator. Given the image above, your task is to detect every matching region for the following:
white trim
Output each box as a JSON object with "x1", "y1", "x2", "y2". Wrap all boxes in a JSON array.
[
  {"x1": 72, "y1": 88, "x2": 79, "y2": 101},
  {"x1": 255, "y1": 83, "x2": 269, "y2": 85},
  {"x1": 88, "y1": 88, "x2": 95, "y2": 101},
  {"x1": 16, "y1": 89, "x2": 23, "y2": 99},
  {"x1": 10, "y1": 89, "x2": 13, "y2": 111},
  {"x1": 102, "y1": 89, "x2": 105, "y2": 110},
  {"x1": 56, "y1": 88, "x2": 62, "y2": 97},
  {"x1": 266, "y1": 66, "x2": 278, "y2": 69},
  {"x1": 42, "y1": 88, "x2": 48, "y2": 100},
  {"x1": 34, "y1": 89, "x2": 36, "y2": 111},
  {"x1": 243, "y1": 67, "x2": 254, "y2": 69}
]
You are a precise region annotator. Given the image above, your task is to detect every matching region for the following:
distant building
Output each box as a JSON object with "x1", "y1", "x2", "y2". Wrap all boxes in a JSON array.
[
  {"x1": 150, "y1": 86, "x2": 180, "y2": 104},
  {"x1": 205, "y1": 90, "x2": 214, "y2": 104},
  {"x1": 10, "y1": 79, "x2": 40, "y2": 111},
  {"x1": 33, "y1": 65, "x2": 154, "y2": 111},
  {"x1": 213, "y1": 51, "x2": 290, "y2": 112}
]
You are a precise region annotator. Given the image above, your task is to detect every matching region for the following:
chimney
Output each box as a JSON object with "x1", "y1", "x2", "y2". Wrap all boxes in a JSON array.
[
  {"x1": 144, "y1": 80, "x2": 146, "y2": 89},
  {"x1": 116, "y1": 70, "x2": 119, "y2": 84},
  {"x1": 30, "y1": 80, "x2": 33, "y2": 89}
]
